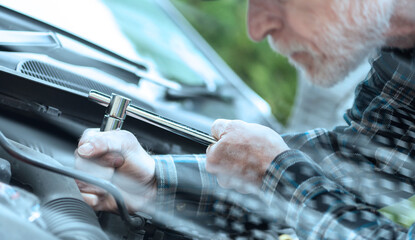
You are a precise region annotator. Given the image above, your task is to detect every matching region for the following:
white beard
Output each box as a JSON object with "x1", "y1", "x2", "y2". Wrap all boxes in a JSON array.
[{"x1": 268, "y1": 0, "x2": 396, "y2": 87}]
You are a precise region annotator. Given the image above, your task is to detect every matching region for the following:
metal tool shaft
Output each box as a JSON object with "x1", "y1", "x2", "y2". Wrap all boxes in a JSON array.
[{"x1": 89, "y1": 90, "x2": 217, "y2": 146}]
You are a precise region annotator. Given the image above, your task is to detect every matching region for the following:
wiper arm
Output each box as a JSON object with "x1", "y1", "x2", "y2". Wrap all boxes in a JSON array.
[
  {"x1": 0, "y1": 30, "x2": 61, "y2": 49},
  {"x1": 135, "y1": 68, "x2": 182, "y2": 91}
]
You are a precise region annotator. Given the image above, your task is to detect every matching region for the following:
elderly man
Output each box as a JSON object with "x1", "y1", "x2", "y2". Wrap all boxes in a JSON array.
[{"x1": 75, "y1": 0, "x2": 415, "y2": 239}]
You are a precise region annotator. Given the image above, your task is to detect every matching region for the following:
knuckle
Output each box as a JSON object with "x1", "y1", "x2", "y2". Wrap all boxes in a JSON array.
[
  {"x1": 118, "y1": 130, "x2": 134, "y2": 139},
  {"x1": 81, "y1": 128, "x2": 98, "y2": 139},
  {"x1": 88, "y1": 136, "x2": 106, "y2": 151},
  {"x1": 212, "y1": 118, "x2": 226, "y2": 127},
  {"x1": 117, "y1": 129, "x2": 131, "y2": 137},
  {"x1": 84, "y1": 128, "x2": 99, "y2": 134},
  {"x1": 225, "y1": 120, "x2": 242, "y2": 133},
  {"x1": 117, "y1": 130, "x2": 139, "y2": 147},
  {"x1": 212, "y1": 119, "x2": 229, "y2": 134}
]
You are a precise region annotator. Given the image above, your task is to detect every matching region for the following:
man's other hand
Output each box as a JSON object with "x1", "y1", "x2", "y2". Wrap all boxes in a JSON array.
[
  {"x1": 206, "y1": 119, "x2": 290, "y2": 193},
  {"x1": 74, "y1": 128, "x2": 156, "y2": 212}
]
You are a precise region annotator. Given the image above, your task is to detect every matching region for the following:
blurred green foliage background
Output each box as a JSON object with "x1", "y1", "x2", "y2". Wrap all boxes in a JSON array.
[{"x1": 171, "y1": 0, "x2": 297, "y2": 125}]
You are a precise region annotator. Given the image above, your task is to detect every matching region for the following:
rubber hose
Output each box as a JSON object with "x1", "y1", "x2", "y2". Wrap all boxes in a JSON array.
[
  {"x1": 0, "y1": 140, "x2": 109, "y2": 240},
  {"x1": 42, "y1": 198, "x2": 108, "y2": 240}
]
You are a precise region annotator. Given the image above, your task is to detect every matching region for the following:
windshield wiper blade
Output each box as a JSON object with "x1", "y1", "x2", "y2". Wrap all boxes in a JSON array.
[
  {"x1": 0, "y1": 30, "x2": 61, "y2": 49},
  {"x1": 0, "y1": 30, "x2": 193, "y2": 93},
  {"x1": 0, "y1": 29, "x2": 184, "y2": 92},
  {"x1": 135, "y1": 68, "x2": 182, "y2": 91},
  {"x1": 165, "y1": 87, "x2": 227, "y2": 101}
]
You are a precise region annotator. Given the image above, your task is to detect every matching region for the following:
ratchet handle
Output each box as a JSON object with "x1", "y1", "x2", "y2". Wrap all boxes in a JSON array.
[{"x1": 90, "y1": 90, "x2": 217, "y2": 146}]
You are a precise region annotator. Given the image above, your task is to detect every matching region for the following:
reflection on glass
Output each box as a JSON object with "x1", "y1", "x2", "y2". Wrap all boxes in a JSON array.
[{"x1": 103, "y1": 0, "x2": 223, "y2": 89}]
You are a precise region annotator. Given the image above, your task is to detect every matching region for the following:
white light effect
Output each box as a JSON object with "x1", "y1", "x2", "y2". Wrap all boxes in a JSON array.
[{"x1": 1, "y1": 0, "x2": 143, "y2": 62}]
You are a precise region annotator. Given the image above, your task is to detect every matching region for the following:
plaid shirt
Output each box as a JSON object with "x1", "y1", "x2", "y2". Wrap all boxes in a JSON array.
[{"x1": 153, "y1": 47, "x2": 415, "y2": 239}]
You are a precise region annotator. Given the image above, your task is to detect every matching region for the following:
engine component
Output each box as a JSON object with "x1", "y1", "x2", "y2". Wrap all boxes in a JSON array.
[
  {"x1": 1, "y1": 139, "x2": 109, "y2": 240},
  {"x1": 0, "y1": 204, "x2": 58, "y2": 240},
  {"x1": 0, "y1": 181, "x2": 44, "y2": 228},
  {"x1": 42, "y1": 198, "x2": 107, "y2": 240},
  {"x1": 0, "y1": 131, "x2": 143, "y2": 229}
]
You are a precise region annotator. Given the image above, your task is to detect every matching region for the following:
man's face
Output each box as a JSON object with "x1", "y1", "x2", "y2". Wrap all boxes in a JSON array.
[{"x1": 247, "y1": 0, "x2": 394, "y2": 86}]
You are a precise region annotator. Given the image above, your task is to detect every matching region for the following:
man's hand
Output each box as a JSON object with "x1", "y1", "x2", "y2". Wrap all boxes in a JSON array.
[
  {"x1": 74, "y1": 128, "x2": 156, "y2": 212},
  {"x1": 206, "y1": 119, "x2": 290, "y2": 193}
]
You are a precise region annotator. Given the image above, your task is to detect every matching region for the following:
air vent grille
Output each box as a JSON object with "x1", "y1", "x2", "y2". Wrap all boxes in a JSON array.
[{"x1": 18, "y1": 60, "x2": 115, "y2": 95}]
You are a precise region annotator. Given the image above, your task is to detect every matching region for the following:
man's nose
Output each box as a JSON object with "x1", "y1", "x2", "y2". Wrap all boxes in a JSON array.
[{"x1": 247, "y1": 0, "x2": 283, "y2": 42}]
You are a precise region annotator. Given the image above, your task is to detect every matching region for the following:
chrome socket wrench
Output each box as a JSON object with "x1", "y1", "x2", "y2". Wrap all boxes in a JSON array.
[
  {"x1": 89, "y1": 90, "x2": 217, "y2": 146},
  {"x1": 100, "y1": 94, "x2": 131, "y2": 131}
]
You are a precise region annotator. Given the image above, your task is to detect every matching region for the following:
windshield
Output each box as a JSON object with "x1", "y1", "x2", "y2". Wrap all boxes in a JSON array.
[{"x1": 1, "y1": 0, "x2": 223, "y2": 89}]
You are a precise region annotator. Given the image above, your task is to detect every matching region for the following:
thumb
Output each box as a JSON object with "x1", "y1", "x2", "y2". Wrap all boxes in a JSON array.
[{"x1": 211, "y1": 119, "x2": 232, "y2": 140}]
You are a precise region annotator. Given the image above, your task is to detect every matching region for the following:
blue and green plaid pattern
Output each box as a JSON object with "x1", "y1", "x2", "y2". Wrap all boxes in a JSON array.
[{"x1": 153, "y1": 47, "x2": 415, "y2": 239}]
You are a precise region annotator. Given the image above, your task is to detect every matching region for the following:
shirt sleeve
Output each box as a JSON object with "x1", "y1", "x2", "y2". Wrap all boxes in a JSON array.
[
  {"x1": 152, "y1": 154, "x2": 274, "y2": 237},
  {"x1": 152, "y1": 154, "x2": 218, "y2": 220},
  {"x1": 152, "y1": 148, "x2": 414, "y2": 239},
  {"x1": 261, "y1": 149, "x2": 413, "y2": 239}
]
